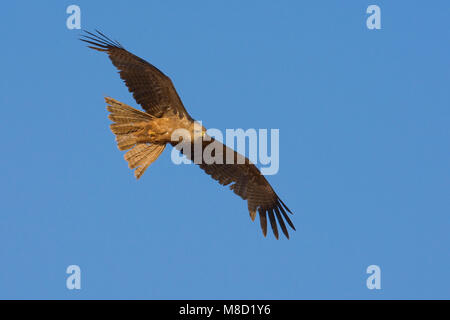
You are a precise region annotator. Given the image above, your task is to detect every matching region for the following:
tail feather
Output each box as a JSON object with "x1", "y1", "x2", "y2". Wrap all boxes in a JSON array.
[
  {"x1": 107, "y1": 106, "x2": 153, "y2": 121},
  {"x1": 125, "y1": 144, "x2": 165, "y2": 179},
  {"x1": 105, "y1": 97, "x2": 153, "y2": 120},
  {"x1": 105, "y1": 97, "x2": 165, "y2": 179},
  {"x1": 125, "y1": 144, "x2": 154, "y2": 169},
  {"x1": 115, "y1": 134, "x2": 137, "y2": 151},
  {"x1": 110, "y1": 123, "x2": 143, "y2": 135}
]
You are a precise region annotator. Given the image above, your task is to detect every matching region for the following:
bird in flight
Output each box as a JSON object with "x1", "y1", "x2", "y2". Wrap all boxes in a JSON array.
[{"x1": 81, "y1": 30, "x2": 295, "y2": 239}]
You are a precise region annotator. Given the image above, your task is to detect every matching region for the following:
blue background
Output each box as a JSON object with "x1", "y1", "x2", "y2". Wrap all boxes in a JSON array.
[{"x1": 0, "y1": 1, "x2": 449, "y2": 299}]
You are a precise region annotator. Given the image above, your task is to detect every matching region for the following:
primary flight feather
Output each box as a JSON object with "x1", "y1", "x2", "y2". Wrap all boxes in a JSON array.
[{"x1": 81, "y1": 30, "x2": 295, "y2": 239}]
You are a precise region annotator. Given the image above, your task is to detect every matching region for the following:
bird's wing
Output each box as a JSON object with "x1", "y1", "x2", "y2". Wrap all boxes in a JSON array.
[
  {"x1": 81, "y1": 30, "x2": 192, "y2": 120},
  {"x1": 176, "y1": 137, "x2": 295, "y2": 239}
]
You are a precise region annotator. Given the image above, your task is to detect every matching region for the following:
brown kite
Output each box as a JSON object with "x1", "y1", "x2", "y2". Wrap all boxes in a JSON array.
[{"x1": 81, "y1": 30, "x2": 295, "y2": 239}]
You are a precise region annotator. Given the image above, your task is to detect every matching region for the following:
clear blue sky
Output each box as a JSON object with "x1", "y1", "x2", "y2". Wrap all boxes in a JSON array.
[{"x1": 0, "y1": 1, "x2": 449, "y2": 299}]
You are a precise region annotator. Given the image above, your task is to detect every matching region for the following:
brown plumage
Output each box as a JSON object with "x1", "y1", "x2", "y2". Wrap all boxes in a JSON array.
[{"x1": 81, "y1": 30, "x2": 295, "y2": 239}]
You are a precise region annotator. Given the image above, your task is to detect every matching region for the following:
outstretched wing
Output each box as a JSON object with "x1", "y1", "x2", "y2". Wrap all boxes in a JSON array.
[
  {"x1": 176, "y1": 137, "x2": 295, "y2": 239},
  {"x1": 81, "y1": 30, "x2": 192, "y2": 120}
]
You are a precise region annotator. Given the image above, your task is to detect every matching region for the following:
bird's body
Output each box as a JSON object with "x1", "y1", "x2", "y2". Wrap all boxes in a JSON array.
[
  {"x1": 110, "y1": 101, "x2": 200, "y2": 145},
  {"x1": 81, "y1": 31, "x2": 295, "y2": 239}
]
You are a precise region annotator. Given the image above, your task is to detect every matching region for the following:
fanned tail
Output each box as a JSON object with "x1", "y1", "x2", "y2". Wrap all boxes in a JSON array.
[
  {"x1": 105, "y1": 97, "x2": 165, "y2": 179},
  {"x1": 124, "y1": 144, "x2": 165, "y2": 179}
]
